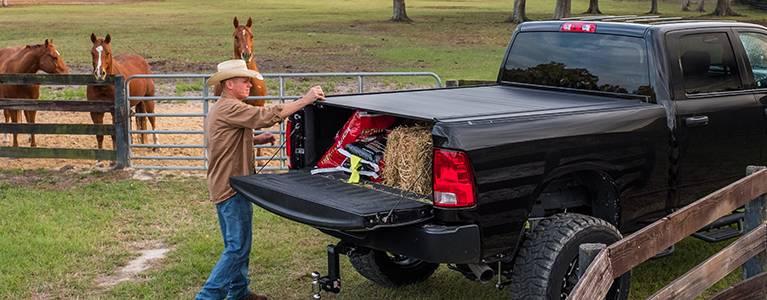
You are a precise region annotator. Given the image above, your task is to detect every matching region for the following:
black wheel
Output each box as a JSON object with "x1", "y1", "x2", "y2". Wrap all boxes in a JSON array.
[
  {"x1": 348, "y1": 248, "x2": 439, "y2": 287},
  {"x1": 509, "y1": 213, "x2": 630, "y2": 300}
]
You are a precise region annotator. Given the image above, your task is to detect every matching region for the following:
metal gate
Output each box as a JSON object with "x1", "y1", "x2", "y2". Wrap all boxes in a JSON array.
[{"x1": 125, "y1": 72, "x2": 442, "y2": 171}]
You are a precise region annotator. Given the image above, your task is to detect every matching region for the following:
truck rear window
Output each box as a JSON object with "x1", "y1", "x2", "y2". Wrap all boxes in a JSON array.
[{"x1": 502, "y1": 32, "x2": 651, "y2": 96}]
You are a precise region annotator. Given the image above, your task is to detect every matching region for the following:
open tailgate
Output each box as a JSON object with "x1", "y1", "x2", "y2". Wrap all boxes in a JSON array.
[{"x1": 230, "y1": 171, "x2": 434, "y2": 231}]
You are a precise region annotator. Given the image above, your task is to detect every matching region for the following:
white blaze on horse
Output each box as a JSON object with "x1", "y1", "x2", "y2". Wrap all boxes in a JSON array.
[
  {"x1": 0, "y1": 39, "x2": 70, "y2": 147},
  {"x1": 86, "y1": 33, "x2": 158, "y2": 150}
]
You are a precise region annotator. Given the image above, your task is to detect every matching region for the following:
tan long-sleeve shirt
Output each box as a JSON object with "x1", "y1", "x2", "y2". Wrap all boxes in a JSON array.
[{"x1": 206, "y1": 95, "x2": 284, "y2": 203}]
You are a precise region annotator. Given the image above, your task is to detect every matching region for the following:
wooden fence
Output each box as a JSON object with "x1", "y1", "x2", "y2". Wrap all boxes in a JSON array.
[
  {"x1": 0, "y1": 74, "x2": 129, "y2": 168},
  {"x1": 568, "y1": 166, "x2": 767, "y2": 300}
]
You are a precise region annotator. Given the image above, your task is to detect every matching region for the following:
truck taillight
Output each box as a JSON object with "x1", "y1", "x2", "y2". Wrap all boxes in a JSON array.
[
  {"x1": 560, "y1": 22, "x2": 597, "y2": 33},
  {"x1": 433, "y1": 149, "x2": 476, "y2": 208},
  {"x1": 285, "y1": 119, "x2": 293, "y2": 169}
]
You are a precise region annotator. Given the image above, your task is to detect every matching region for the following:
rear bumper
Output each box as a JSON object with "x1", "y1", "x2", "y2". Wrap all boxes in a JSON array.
[{"x1": 323, "y1": 223, "x2": 481, "y2": 264}]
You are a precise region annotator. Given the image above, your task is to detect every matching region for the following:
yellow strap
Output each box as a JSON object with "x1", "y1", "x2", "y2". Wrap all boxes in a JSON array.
[{"x1": 348, "y1": 155, "x2": 362, "y2": 184}]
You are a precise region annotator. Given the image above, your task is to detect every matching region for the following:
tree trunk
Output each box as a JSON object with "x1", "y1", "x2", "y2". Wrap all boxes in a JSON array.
[
  {"x1": 697, "y1": 0, "x2": 706, "y2": 12},
  {"x1": 391, "y1": 0, "x2": 412, "y2": 22},
  {"x1": 712, "y1": 0, "x2": 740, "y2": 16},
  {"x1": 585, "y1": 0, "x2": 602, "y2": 14},
  {"x1": 507, "y1": 0, "x2": 529, "y2": 23},
  {"x1": 681, "y1": 0, "x2": 691, "y2": 11},
  {"x1": 553, "y1": 0, "x2": 571, "y2": 19},
  {"x1": 649, "y1": 0, "x2": 659, "y2": 14}
]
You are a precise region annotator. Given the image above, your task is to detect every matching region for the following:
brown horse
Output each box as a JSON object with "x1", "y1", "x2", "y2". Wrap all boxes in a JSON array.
[
  {"x1": 87, "y1": 33, "x2": 157, "y2": 150},
  {"x1": 214, "y1": 17, "x2": 268, "y2": 105},
  {"x1": 215, "y1": 17, "x2": 269, "y2": 164},
  {"x1": 0, "y1": 39, "x2": 70, "y2": 147}
]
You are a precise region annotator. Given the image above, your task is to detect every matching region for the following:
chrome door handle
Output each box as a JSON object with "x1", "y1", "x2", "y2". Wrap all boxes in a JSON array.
[{"x1": 685, "y1": 115, "x2": 709, "y2": 127}]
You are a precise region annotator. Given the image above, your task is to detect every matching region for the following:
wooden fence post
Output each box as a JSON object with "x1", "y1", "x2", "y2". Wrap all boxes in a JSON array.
[
  {"x1": 744, "y1": 165, "x2": 767, "y2": 279},
  {"x1": 578, "y1": 243, "x2": 606, "y2": 279},
  {"x1": 112, "y1": 75, "x2": 129, "y2": 169}
]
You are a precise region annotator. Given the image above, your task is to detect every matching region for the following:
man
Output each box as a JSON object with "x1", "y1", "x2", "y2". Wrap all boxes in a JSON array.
[{"x1": 197, "y1": 59, "x2": 324, "y2": 300}]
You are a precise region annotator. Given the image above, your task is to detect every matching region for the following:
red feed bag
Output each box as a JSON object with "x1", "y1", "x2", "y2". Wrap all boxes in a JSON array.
[{"x1": 316, "y1": 111, "x2": 395, "y2": 169}]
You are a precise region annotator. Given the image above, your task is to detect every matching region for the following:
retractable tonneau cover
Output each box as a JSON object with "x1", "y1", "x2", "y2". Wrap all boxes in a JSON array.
[{"x1": 324, "y1": 85, "x2": 648, "y2": 122}]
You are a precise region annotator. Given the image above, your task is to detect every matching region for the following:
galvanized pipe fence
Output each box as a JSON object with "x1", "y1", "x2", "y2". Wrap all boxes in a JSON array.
[{"x1": 126, "y1": 72, "x2": 442, "y2": 171}]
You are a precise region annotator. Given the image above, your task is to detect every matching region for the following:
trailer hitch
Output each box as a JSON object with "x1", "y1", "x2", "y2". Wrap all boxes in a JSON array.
[{"x1": 311, "y1": 243, "x2": 351, "y2": 299}]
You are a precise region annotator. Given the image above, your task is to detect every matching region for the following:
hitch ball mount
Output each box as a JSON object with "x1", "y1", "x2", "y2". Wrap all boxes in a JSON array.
[{"x1": 311, "y1": 243, "x2": 350, "y2": 299}]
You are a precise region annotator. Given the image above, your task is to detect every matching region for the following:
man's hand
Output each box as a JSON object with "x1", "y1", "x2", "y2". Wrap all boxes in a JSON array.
[
  {"x1": 253, "y1": 132, "x2": 276, "y2": 145},
  {"x1": 302, "y1": 86, "x2": 325, "y2": 104},
  {"x1": 278, "y1": 85, "x2": 326, "y2": 119}
]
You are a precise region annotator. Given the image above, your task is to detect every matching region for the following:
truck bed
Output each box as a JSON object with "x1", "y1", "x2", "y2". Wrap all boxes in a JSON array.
[
  {"x1": 325, "y1": 85, "x2": 650, "y2": 122},
  {"x1": 230, "y1": 171, "x2": 434, "y2": 231}
]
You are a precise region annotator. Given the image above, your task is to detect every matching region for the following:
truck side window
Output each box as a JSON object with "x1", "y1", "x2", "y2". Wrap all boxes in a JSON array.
[
  {"x1": 739, "y1": 32, "x2": 767, "y2": 88},
  {"x1": 679, "y1": 33, "x2": 741, "y2": 94}
]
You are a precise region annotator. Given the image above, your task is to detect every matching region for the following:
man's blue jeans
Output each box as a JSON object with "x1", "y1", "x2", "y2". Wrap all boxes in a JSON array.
[{"x1": 196, "y1": 193, "x2": 253, "y2": 300}]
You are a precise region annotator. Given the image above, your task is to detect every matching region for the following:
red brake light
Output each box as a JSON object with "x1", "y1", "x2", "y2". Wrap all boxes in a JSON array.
[
  {"x1": 433, "y1": 149, "x2": 476, "y2": 208},
  {"x1": 285, "y1": 119, "x2": 293, "y2": 169},
  {"x1": 560, "y1": 22, "x2": 597, "y2": 33}
]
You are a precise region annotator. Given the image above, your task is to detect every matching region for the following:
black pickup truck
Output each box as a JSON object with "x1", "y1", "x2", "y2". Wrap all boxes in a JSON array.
[{"x1": 231, "y1": 20, "x2": 767, "y2": 299}]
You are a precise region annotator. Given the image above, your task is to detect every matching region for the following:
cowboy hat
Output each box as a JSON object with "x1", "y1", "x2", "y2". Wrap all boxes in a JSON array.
[{"x1": 207, "y1": 59, "x2": 263, "y2": 86}]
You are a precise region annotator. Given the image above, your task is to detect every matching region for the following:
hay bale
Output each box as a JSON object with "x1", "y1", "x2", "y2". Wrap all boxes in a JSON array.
[{"x1": 382, "y1": 125, "x2": 432, "y2": 195}]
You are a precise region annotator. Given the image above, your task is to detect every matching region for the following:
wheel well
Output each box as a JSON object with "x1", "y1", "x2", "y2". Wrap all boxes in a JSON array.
[{"x1": 531, "y1": 171, "x2": 621, "y2": 226}]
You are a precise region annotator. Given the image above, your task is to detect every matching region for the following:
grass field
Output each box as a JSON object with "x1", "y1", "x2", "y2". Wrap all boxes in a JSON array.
[
  {"x1": 0, "y1": 0, "x2": 761, "y2": 299},
  {"x1": 0, "y1": 170, "x2": 744, "y2": 299}
]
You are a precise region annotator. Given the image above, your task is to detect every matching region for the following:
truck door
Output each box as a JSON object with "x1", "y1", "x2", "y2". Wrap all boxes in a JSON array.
[
  {"x1": 667, "y1": 30, "x2": 763, "y2": 207},
  {"x1": 733, "y1": 28, "x2": 767, "y2": 168}
]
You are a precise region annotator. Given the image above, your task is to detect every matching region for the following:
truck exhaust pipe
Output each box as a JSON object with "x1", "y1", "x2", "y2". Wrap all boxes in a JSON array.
[{"x1": 468, "y1": 263, "x2": 495, "y2": 282}]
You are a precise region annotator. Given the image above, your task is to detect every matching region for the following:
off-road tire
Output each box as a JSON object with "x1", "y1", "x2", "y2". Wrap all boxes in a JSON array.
[
  {"x1": 348, "y1": 248, "x2": 439, "y2": 287},
  {"x1": 509, "y1": 213, "x2": 630, "y2": 300}
]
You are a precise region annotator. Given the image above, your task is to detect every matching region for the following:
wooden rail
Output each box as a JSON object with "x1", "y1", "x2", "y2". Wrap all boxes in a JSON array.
[
  {"x1": 568, "y1": 166, "x2": 767, "y2": 300},
  {"x1": 0, "y1": 74, "x2": 129, "y2": 168},
  {"x1": 709, "y1": 272, "x2": 767, "y2": 300},
  {"x1": 0, "y1": 99, "x2": 113, "y2": 112},
  {"x1": 0, "y1": 123, "x2": 114, "y2": 135},
  {"x1": 0, "y1": 73, "x2": 114, "y2": 85}
]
